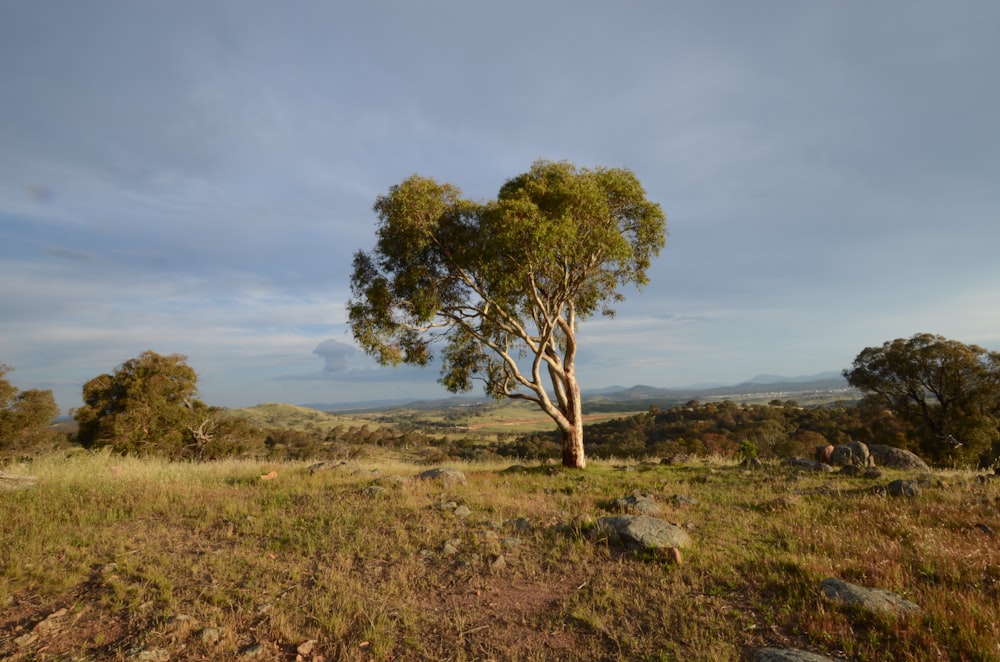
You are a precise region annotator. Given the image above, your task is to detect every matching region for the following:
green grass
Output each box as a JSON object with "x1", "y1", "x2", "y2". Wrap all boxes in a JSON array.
[{"x1": 2, "y1": 451, "x2": 999, "y2": 660}]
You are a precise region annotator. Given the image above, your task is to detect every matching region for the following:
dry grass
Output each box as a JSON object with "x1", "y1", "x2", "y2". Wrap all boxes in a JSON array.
[{"x1": 2, "y1": 451, "x2": 999, "y2": 661}]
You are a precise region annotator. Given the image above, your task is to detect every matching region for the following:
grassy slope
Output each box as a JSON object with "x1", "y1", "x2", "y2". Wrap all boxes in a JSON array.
[{"x1": 2, "y1": 451, "x2": 999, "y2": 661}]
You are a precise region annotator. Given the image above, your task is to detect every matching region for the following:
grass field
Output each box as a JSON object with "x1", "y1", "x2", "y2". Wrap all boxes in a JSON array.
[{"x1": 2, "y1": 450, "x2": 999, "y2": 661}]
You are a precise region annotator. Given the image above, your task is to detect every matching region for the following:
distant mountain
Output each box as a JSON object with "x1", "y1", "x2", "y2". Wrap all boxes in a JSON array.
[{"x1": 292, "y1": 372, "x2": 855, "y2": 413}]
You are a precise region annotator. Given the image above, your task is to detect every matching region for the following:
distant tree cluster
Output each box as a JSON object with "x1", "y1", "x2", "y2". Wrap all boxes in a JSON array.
[
  {"x1": 503, "y1": 400, "x2": 864, "y2": 461},
  {"x1": 0, "y1": 363, "x2": 62, "y2": 457}
]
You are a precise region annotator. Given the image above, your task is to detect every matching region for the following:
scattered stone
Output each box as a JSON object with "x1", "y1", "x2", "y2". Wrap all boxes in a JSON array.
[
  {"x1": 596, "y1": 515, "x2": 692, "y2": 551},
  {"x1": 308, "y1": 461, "x2": 362, "y2": 474},
  {"x1": 0, "y1": 473, "x2": 38, "y2": 490},
  {"x1": 614, "y1": 492, "x2": 662, "y2": 515},
  {"x1": 14, "y1": 632, "x2": 38, "y2": 648},
  {"x1": 32, "y1": 607, "x2": 68, "y2": 635},
  {"x1": 377, "y1": 474, "x2": 411, "y2": 486},
  {"x1": 754, "y1": 647, "x2": 837, "y2": 662},
  {"x1": 418, "y1": 467, "x2": 467, "y2": 486},
  {"x1": 361, "y1": 485, "x2": 386, "y2": 498},
  {"x1": 501, "y1": 536, "x2": 522, "y2": 549},
  {"x1": 297, "y1": 640, "x2": 317, "y2": 656},
  {"x1": 198, "y1": 627, "x2": 221, "y2": 644},
  {"x1": 488, "y1": 554, "x2": 506, "y2": 572},
  {"x1": 820, "y1": 577, "x2": 921, "y2": 616},
  {"x1": 671, "y1": 494, "x2": 698, "y2": 507},
  {"x1": 887, "y1": 479, "x2": 921, "y2": 498},
  {"x1": 454, "y1": 505, "x2": 472, "y2": 518},
  {"x1": 508, "y1": 517, "x2": 534, "y2": 534},
  {"x1": 435, "y1": 501, "x2": 458, "y2": 511},
  {"x1": 784, "y1": 457, "x2": 833, "y2": 472},
  {"x1": 239, "y1": 642, "x2": 266, "y2": 657},
  {"x1": 127, "y1": 648, "x2": 170, "y2": 661},
  {"x1": 839, "y1": 464, "x2": 862, "y2": 477},
  {"x1": 442, "y1": 538, "x2": 461, "y2": 555},
  {"x1": 867, "y1": 444, "x2": 931, "y2": 471},
  {"x1": 863, "y1": 467, "x2": 884, "y2": 480}
]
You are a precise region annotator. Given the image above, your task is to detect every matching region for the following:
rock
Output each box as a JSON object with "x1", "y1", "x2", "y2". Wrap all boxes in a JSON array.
[
  {"x1": 0, "y1": 473, "x2": 38, "y2": 490},
  {"x1": 815, "y1": 445, "x2": 835, "y2": 465},
  {"x1": 442, "y1": 538, "x2": 461, "y2": 555},
  {"x1": 308, "y1": 461, "x2": 361, "y2": 474},
  {"x1": 867, "y1": 445, "x2": 931, "y2": 471},
  {"x1": 830, "y1": 441, "x2": 872, "y2": 467},
  {"x1": 819, "y1": 577, "x2": 921, "y2": 616},
  {"x1": 128, "y1": 649, "x2": 170, "y2": 661},
  {"x1": 418, "y1": 467, "x2": 467, "y2": 486},
  {"x1": 239, "y1": 642, "x2": 266, "y2": 657},
  {"x1": 596, "y1": 515, "x2": 692, "y2": 550},
  {"x1": 508, "y1": 517, "x2": 534, "y2": 534},
  {"x1": 839, "y1": 464, "x2": 862, "y2": 476},
  {"x1": 671, "y1": 494, "x2": 698, "y2": 506},
  {"x1": 785, "y1": 457, "x2": 833, "y2": 472},
  {"x1": 454, "y1": 505, "x2": 472, "y2": 518},
  {"x1": 754, "y1": 648, "x2": 837, "y2": 662},
  {"x1": 377, "y1": 474, "x2": 411, "y2": 486},
  {"x1": 198, "y1": 627, "x2": 221, "y2": 644},
  {"x1": 32, "y1": 607, "x2": 68, "y2": 635},
  {"x1": 614, "y1": 492, "x2": 662, "y2": 515},
  {"x1": 297, "y1": 640, "x2": 317, "y2": 656},
  {"x1": 887, "y1": 479, "x2": 920, "y2": 498},
  {"x1": 361, "y1": 485, "x2": 386, "y2": 498},
  {"x1": 488, "y1": 554, "x2": 506, "y2": 572},
  {"x1": 862, "y1": 467, "x2": 884, "y2": 480}
]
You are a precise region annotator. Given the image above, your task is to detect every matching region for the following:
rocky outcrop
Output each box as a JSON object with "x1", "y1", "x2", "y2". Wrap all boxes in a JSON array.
[{"x1": 867, "y1": 444, "x2": 931, "y2": 471}]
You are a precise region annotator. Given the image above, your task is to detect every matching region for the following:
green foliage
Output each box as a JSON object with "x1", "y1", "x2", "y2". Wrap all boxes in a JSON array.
[
  {"x1": 844, "y1": 333, "x2": 1000, "y2": 466},
  {"x1": 348, "y1": 160, "x2": 667, "y2": 468},
  {"x1": 74, "y1": 351, "x2": 208, "y2": 457},
  {"x1": 0, "y1": 363, "x2": 61, "y2": 456}
]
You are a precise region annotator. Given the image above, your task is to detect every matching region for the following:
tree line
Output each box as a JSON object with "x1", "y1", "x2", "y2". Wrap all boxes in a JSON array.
[{"x1": 2, "y1": 333, "x2": 998, "y2": 467}]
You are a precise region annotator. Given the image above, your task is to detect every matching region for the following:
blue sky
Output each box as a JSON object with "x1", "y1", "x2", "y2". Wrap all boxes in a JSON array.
[{"x1": 2, "y1": 1, "x2": 999, "y2": 413}]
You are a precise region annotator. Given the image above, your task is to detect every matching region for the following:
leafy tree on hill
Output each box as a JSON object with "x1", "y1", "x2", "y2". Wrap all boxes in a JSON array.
[
  {"x1": 75, "y1": 351, "x2": 204, "y2": 456},
  {"x1": 348, "y1": 160, "x2": 667, "y2": 468},
  {"x1": 844, "y1": 333, "x2": 1000, "y2": 465},
  {"x1": 0, "y1": 363, "x2": 61, "y2": 455}
]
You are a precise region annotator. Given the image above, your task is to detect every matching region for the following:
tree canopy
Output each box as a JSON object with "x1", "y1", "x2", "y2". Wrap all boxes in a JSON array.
[
  {"x1": 0, "y1": 363, "x2": 60, "y2": 455},
  {"x1": 348, "y1": 160, "x2": 667, "y2": 468},
  {"x1": 844, "y1": 333, "x2": 1000, "y2": 465},
  {"x1": 75, "y1": 351, "x2": 204, "y2": 455}
]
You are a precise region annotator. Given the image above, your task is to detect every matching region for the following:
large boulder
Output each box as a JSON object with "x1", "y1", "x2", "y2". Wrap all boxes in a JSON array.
[
  {"x1": 417, "y1": 467, "x2": 467, "y2": 486},
  {"x1": 829, "y1": 441, "x2": 872, "y2": 467},
  {"x1": 596, "y1": 516, "x2": 692, "y2": 551},
  {"x1": 867, "y1": 445, "x2": 931, "y2": 471},
  {"x1": 755, "y1": 649, "x2": 836, "y2": 662}
]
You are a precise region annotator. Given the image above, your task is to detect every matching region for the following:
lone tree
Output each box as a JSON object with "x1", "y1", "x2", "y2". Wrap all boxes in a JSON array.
[
  {"x1": 348, "y1": 160, "x2": 667, "y2": 468},
  {"x1": 844, "y1": 333, "x2": 1000, "y2": 465}
]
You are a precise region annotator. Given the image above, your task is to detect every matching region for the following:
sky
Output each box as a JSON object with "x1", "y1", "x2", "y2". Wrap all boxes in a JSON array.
[{"x1": 2, "y1": 1, "x2": 999, "y2": 414}]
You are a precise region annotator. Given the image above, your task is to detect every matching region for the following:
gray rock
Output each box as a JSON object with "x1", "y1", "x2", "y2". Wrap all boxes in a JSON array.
[
  {"x1": 596, "y1": 515, "x2": 692, "y2": 550},
  {"x1": 754, "y1": 648, "x2": 836, "y2": 662},
  {"x1": 361, "y1": 485, "x2": 387, "y2": 498},
  {"x1": 830, "y1": 440, "x2": 872, "y2": 467},
  {"x1": 418, "y1": 467, "x2": 467, "y2": 485},
  {"x1": 785, "y1": 457, "x2": 833, "y2": 472},
  {"x1": 198, "y1": 627, "x2": 220, "y2": 644},
  {"x1": 820, "y1": 577, "x2": 921, "y2": 616},
  {"x1": 671, "y1": 494, "x2": 699, "y2": 506},
  {"x1": 839, "y1": 464, "x2": 862, "y2": 476},
  {"x1": 239, "y1": 643, "x2": 266, "y2": 658},
  {"x1": 887, "y1": 479, "x2": 920, "y2": 498},
  {"x1": 454, "y1": 505, "x2": 472, "y2": 518},
  {"x1": 127, "y1": 649, "x2": 170, "y2": 662},
  {"x1": 614, "y1": 492, "x2": 662, "y2": 515},
  {"x1": 867, "y1": 444, "x2": 931, "y2": 471}
]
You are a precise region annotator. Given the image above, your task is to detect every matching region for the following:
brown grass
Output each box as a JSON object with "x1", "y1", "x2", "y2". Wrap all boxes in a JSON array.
[{"x1": 1, "y1": 452, "x2": 999, "y2": 660}]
